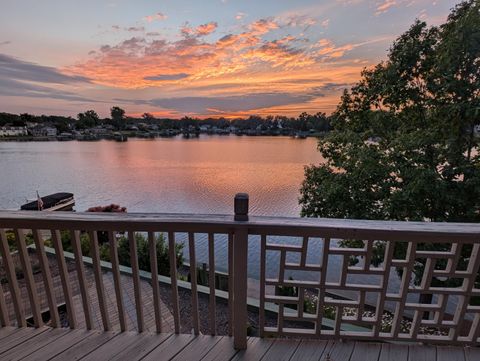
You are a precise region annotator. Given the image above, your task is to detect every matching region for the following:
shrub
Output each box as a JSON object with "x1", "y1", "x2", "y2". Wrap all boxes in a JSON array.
[{"x1": 117, "y1": 232, "x2": 183, "y2": 277}]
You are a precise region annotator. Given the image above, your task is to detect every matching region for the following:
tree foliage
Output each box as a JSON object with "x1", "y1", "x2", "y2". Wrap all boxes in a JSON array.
[
  {"x1": 301, "y1": 0, "x2": 480, "y2": 222},
  {"x1": 77, "y1": 110, "x2": 100, "y2": 129},
  {"x1": 110, "y1": 106, "x2": 126, "y2": 130},
  {"x1": 300, "y1": 1, "x2": 480, "y2": 286}
]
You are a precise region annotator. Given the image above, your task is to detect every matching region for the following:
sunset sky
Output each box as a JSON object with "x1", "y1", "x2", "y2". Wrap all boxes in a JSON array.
[{"x1": 0, "y1": 0, "x2": 459, "y2": 118}]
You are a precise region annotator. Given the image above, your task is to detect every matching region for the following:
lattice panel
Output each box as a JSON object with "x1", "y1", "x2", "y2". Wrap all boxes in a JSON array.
[{"x1": 259, "y1": 236, "x2": 480, "y2": 344}]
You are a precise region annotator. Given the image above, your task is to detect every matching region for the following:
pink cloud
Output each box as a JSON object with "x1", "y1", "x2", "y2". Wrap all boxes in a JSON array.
[
  {"x1": 235, "y1": 12, "x2": 246, "y2": 20},
  {"x1": 375, "y1": 0, "x2": 397, "y2": 15},
  {"x1": 144, "y1": 12, "x2": 167, "y2": 23}
]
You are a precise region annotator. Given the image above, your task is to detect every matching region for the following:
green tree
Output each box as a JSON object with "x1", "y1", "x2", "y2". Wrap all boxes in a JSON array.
[
  {"x1": 111, "y1": 106, "x2": 126, "y2": 130},
  {"x1": 77, "y1": 110, "x2": 100, "y2": 129},
  {"x1": 300, "y1": 1, "x2": 480, "y2": 287}
]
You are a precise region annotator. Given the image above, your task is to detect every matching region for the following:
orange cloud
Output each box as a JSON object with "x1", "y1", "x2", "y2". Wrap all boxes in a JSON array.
[
  {"x1": 249, "y1": 18, "x2": 279, "y2": 35},
  {"x1": 316, "y1": 39, "x2": 355, "y2": 58},
  {"x1": 62, "y1": 17, "x2": 385, "y2": 117},
  {"x1": 181, "y1": 22, "x2": 218, "y2": 37}
]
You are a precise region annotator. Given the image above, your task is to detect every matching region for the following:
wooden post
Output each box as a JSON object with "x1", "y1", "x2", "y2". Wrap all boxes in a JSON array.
[{"x1": 233, "y1": 193, "x2": 249, "y2": 349}]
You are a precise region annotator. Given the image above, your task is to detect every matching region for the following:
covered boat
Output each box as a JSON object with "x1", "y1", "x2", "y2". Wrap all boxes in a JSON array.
[{"x1": 20, "y1": 192, "x2": 75, "y2": 211}]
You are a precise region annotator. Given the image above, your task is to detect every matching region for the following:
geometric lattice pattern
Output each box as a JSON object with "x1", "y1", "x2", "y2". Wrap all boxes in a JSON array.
[{"x1": 259, "y1": 236, "x2": 480, "y2": 345}]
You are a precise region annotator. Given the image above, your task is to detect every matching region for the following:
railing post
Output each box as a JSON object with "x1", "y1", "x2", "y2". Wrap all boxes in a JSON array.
[{"x1": 233, "y1": 193, "x2": 249, "y2": 349}]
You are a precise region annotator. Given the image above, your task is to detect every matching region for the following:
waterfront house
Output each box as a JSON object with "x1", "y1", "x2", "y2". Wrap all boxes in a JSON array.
[
  {"x1": 30, "y1": 125, "x2": 58, "y2": 137},
  {"x1": 0, "y1": 125, "x2": 28, "y2": 137}
]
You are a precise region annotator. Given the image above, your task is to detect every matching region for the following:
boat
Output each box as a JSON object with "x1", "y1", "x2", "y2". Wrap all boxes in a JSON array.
[{"x1": 20, "y1": 192, "x2": 75, "y2": 211}]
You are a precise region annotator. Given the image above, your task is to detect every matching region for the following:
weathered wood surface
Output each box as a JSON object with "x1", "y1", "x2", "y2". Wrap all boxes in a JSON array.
[
  {"x1": 0, "y1": 327, "x2": 474, "y2": 361},
  {"x1": 1, "y1": 211, "x2": 479, "y2": 241}
]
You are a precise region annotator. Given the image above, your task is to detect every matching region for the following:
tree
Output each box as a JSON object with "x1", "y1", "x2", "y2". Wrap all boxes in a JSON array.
[
  {"x1": 111, "y1": 106, "x2": 126, "y2": 130},
  {"x1": 142, "y1": 112, "x2": 155, "y2": 121},
  {"x1": 300, "y1": 1, "x2": 480, "y2": 287},
  {"x1": 77, "y1": 110, "x2": 99, "y2": 129}
]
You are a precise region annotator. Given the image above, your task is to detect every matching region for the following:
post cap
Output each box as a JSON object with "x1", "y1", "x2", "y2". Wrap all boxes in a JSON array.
[{"x1": 234, "y1": 193, "x2": 249, "y2": 221}]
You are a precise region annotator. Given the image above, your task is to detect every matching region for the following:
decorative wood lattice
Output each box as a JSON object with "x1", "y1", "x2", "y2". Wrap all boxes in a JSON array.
[{"x1": 259, "y1": 236, "x2": 480, "y2": 345}]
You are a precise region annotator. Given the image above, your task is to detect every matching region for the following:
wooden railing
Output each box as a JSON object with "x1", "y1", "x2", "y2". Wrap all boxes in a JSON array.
[{"x1": 0, "y1": 194, "x2": 480, "y2": 349}]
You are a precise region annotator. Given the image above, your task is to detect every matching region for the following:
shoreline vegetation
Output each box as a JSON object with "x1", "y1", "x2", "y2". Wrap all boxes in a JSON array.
[{"x1": 0, "y1": 110, "x2": 331, "y2": 142}]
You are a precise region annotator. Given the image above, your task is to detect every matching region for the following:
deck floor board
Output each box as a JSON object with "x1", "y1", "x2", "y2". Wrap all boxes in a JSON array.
[{"x1": 0, "y1": 327, "x2": 475, "y2": 361}]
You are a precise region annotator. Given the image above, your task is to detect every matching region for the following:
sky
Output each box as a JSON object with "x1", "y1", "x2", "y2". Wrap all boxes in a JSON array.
[{"x1": 0, "y1": 0, "x2": 460, "y2": 119}]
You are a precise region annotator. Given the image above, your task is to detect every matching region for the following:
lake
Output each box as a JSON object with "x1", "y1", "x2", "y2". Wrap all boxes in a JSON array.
[{"x1": 0, "y1": 135, "x2": 322, "y2": 215}]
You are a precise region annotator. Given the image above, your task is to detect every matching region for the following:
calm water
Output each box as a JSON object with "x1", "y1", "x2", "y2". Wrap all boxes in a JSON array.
[{"x1": 0, "y1": 135, "x2": 322, "y2": 215}]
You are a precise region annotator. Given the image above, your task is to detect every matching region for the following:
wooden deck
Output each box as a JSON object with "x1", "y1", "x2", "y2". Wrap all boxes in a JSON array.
[
  {"x1": 0, "y1": 327, "x2": 477, "y2": 361},
  {"x1": 1, "y1": 251, "x2": 175, "y2": 332}
]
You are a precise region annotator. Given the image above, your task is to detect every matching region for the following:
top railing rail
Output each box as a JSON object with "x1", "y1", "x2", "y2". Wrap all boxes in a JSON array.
[{"x1": 0, "y1": 210, "x2": 479, "y2": 241}]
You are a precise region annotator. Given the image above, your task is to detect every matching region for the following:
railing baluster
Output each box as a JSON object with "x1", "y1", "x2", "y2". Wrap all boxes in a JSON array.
[
  {"x1": 208, "y1": 232, "x2": 216, "y2": 335},
  {"x1": 228, "y1": 232, "x2": 234, "y2": 337},
  {"x1": 188, "y1": 232, "x2": 199, "y2": 335},
  {"x1": 108, "y1": 231, "x2": 126, "y2": 331},
  {"x1": 168, "y1": 231, "x2": 180, "y2": 333},
  {"x1": 0, "y1": 229, "x2": 26, "y2": 327},
  {"x1": 316, "y1": 237, "x2": 330, "y2": 336},
  {"x1": 89, "y1": 231, "x2": 110, "y2": 331},
  {"x1": 51, "y1": 229, "x2": 76, "y2": 328},
  {"x1": 373, "y1": 240, "x2": 394, "y2": 337},
  {"x1": 0, "y1": 274, "x2": 9, "y2": 327},
  {"x1": 148, "y1": 231, "x2": 162, "y2": 333},
  {"x1": 71, "y1": 230, "x2": 93, "y2": 330},
  {"x1": 259, "y1": 234, "x2": 266, "y2": 337},
  {"x1": 128, "y1": 231, "x2": 144, "y2": 332},
  {"x1": 14, "y1": 229, "x2": 42, "y2": 327},
  {"x1": 392, "y1": 242, "x2": 416, "y2": 338},
  {"x1": 32, "y1": 229, "x2": 60, "y2": 328}
]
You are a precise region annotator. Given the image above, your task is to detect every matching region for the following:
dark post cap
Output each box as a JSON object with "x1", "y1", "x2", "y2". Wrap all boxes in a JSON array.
[{"x1": 234, "y1": 193, "x2": 249, "y2": 221}]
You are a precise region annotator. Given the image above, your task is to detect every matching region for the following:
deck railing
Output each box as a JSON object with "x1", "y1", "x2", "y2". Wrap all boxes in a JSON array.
[{"x1": 0, "y1": 194, "x2": 480, "y2": 349}]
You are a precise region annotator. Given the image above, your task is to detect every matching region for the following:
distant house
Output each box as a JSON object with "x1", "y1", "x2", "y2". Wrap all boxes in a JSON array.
[
  {"x1": 30, "y1": 125, "x2": 57, "y2": 137},
  {"x1": 0, "y1": 125, "x2": 28, "y2": 137}
]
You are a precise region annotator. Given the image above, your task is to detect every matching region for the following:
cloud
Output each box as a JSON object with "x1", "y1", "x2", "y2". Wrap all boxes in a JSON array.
[
  {"x1": 119, "y1": 92, "x2": 317, "y2": 114},
  {"x1": 127, "y1": 26, "x2": 145, "y2": 32},
  {"x1": 144, "y1": 12, "x2": 167, "y2": 23},
  {"x1": 0, "y1": 41, "x2": 11, "y2": 46},
  {"x1": 181, "y1": 22, "x2": 218, "y2": 37},
  {"x1": 375, "y1": 0, "x2": 397, "y2": 15},
  {"x1": 0, "y1": 53, "x2": 93, "y2": 102},
  {"x1": 321, "y1": 19, "x2": 330, "y2": 27},
  {"x1": 315, "y1": 38, "x2": 356, "y2": 58},
  {"x1": 67, "y1": 18, "x2": 373, "y2": 90},
  {"x1": 248, "y1": 18, "x2": 279, "y2": 35},
  {"x1": 235, "y1": 12, "x2": 246, "y2": 20},
  {"x1": 283, "y1": 15, "x2": 317, "y2": 30},
  {"x1": 0, "y1": 53, "x2": 90, "y2": 84},
  {"x1": 144, "y1": 73, "x2": 189, "y2": 81}
]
